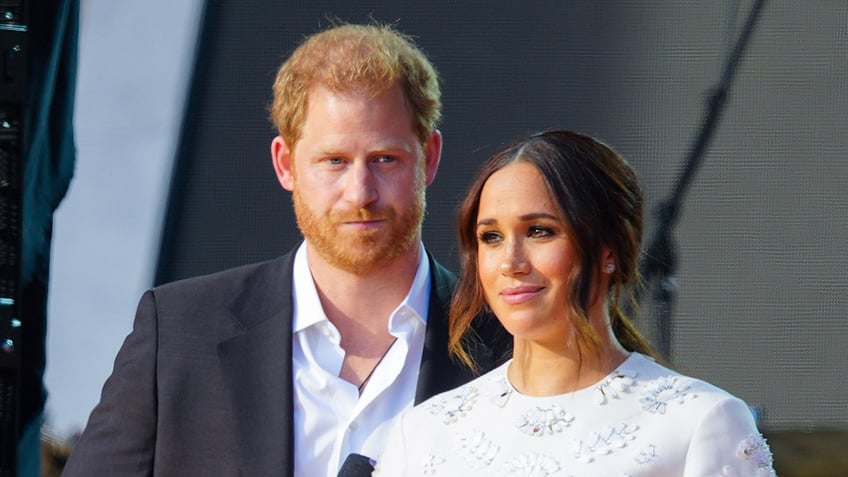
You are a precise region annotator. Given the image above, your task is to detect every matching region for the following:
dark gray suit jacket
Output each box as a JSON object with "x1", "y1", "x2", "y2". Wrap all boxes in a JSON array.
[{"x1": 62, "y1": 248, "x2": 505, "y2": 476}]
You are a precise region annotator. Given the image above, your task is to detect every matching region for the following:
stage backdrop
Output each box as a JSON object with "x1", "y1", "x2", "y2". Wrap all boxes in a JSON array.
[{"x1": 156, "y1": 0, "x2": 848, "y2": 434}]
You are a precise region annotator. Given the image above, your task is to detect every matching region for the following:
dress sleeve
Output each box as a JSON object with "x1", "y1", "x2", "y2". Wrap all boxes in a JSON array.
[
  {"x1": 683, "y1": 395, "x2": 775, "y2": 477},
  {"x1": 61, "y1": 290, "x2": 159, "y2": 476}
]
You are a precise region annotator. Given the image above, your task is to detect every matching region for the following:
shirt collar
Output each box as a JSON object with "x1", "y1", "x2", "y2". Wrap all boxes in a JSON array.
[
  {"x1": 291, "y1": 241, "x2": 431, "y2": 334},
  {"x1": 390, "y1": 241, "x2": 430, "y2": 331}
]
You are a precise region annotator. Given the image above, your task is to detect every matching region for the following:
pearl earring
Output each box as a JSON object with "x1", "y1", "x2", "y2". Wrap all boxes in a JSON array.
[{"x1": 604, "y1": 263, "x2": 616, "y2": 274}]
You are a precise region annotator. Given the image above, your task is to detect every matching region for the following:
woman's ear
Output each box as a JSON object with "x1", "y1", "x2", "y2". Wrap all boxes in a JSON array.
[{"x1": 601, "y1": 246, "x2": 616, "y2": 275}]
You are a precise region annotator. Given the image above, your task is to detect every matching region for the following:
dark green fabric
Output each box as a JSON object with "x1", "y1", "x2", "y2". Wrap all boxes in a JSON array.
[{"x1": 18, "y1": 0, "x2": 78, "y2": 475}]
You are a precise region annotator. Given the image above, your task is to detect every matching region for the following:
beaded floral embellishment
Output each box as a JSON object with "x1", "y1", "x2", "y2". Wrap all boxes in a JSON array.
[
  {"x1": 489, "y1": 376, "x2": 513, "y2": 408},
  {"x1": 594, "y1": 372, "x2": 637, "y2": 405},
  {"x1": 456, "y1": 430, "x2": 500, "y2": 468},
  {"x1": 497, "y1": 453, "x2": 560, "y2": 477},
  {"x1": 572, "y1": 423, "x2": 639, "y2": 463},
  {"x1": 737, "y1": 433, "x2": 775, "y2": 472},
  {"x1": 640, "y1": 376, "x2": 696, "y2": 414},
  {"x1": 634, "y1": 444, "x2": 657, "y2": 464},
  {"x1": 425, "y1": 385, "x2": 479, "y2": 424},
  {"x1": 516, "y1": 405, "x2": 575, "y2": 436},
  {"x1": 421, "y1": 454, "x2": 445, "y2": 476}
]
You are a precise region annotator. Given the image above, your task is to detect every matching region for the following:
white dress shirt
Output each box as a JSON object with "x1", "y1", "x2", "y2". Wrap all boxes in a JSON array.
[{"x1": 291, "y1": 242, "x2": 430, "y2": 477}]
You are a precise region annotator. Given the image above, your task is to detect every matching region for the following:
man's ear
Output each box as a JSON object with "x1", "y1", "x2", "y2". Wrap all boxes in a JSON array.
[
  {"x1": 423, "y1": 129, "x2": 442, "y2": 186},
  {"x1": 271, "y1": 135, "x2": 295, "y2": 191}
]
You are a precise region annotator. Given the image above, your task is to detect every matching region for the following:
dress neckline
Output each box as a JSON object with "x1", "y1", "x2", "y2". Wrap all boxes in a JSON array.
[{"x1": 499, "y1": 352, "x2": 642, "y2": 402}]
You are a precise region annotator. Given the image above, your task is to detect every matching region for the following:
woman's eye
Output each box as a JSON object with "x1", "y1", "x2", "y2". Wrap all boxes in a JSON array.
[
  {"x1": 478, "y1": 231, "x2": 501, "y2": 244},
  {"x1": 528, "y1": 226, "x2": 553, "y2": 238}
]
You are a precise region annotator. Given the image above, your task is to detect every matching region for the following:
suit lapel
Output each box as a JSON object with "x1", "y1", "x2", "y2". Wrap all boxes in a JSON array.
[
  {"x1": 416, "y1": 254, "x2": 508, "y2": 404},
  {"x1": 218, "y1": 253, "x2": 296, "y2": 476},
  {"x1": 415, "y1": 254, "x2": 478, "y2": 403}
]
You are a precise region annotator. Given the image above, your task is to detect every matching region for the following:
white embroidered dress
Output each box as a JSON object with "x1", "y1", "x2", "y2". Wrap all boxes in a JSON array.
[{"x1": 375, "y1": 353, "x2": 775, "y2": 477}]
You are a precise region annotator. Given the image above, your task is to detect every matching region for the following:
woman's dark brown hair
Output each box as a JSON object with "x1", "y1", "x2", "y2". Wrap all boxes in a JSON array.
[{"x1": 449, "y1": 130, "x2": 656, "y2": 369}]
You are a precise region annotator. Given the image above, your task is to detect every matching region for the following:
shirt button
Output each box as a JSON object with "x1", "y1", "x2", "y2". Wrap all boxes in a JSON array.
[{"x1": 349, "y1": 422, "x2": 358, "y2": 432}]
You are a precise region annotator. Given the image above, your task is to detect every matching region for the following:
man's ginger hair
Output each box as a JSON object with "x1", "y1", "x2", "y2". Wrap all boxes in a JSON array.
[{"x1": 270, "y1": 23, "x2": 441, "y2": 150}]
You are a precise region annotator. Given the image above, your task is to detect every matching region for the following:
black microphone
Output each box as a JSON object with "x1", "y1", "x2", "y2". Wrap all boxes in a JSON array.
[{"x1": 337, "y1": 453, "x2": 376, "y2": 477}]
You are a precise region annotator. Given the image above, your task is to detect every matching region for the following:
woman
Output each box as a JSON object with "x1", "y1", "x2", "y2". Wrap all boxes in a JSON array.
[{"x1": 375, "y1": 130, "x2": 775, "y2": 476}]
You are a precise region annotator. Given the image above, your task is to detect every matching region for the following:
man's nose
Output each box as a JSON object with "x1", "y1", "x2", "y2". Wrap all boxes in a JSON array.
[{"x1": 343, "y1": 162, "x2": 378, "y2": 207}]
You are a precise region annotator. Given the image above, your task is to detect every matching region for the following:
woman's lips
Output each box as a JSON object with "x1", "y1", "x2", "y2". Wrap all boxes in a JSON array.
[{"x1": 500, "y1": 285, "x2": 544, "y2": 304}]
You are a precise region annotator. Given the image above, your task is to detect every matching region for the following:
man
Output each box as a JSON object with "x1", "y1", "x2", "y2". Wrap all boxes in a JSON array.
[{"x1": 62, "y1": 23, "x2": 506, "y2": 476}]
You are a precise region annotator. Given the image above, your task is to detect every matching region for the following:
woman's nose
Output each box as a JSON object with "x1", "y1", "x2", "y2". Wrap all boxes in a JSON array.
[{"x1": 499, "y1": 241, "x2": 530, "y2": 276}]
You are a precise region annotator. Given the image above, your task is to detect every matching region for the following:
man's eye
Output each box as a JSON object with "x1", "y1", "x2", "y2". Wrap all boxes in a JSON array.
[
  {"x1": 327, "y1": 157, "x2": 344, "y2": 165},
  {"x1": 376, "y1": 155, "x2": 396, "y2": 163}
]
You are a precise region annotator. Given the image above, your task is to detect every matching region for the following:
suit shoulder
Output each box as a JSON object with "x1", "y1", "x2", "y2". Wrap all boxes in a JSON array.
[{"x1": 151, "y1": 254, "x2": 292, "y2": 307}]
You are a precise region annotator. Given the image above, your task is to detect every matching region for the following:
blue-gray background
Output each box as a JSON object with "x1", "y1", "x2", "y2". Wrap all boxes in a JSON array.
[
  {"x1": 46, "y1": 0, "x2": 847, "y2": 441},
  {"x1": 44, "y1": 0, "x2": 204, "y2": 438}
]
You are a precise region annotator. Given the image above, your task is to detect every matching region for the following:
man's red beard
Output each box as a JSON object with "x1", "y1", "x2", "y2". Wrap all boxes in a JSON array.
[{"x1": 292, "y1": 181, "x2": 425, "y2": 276}]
